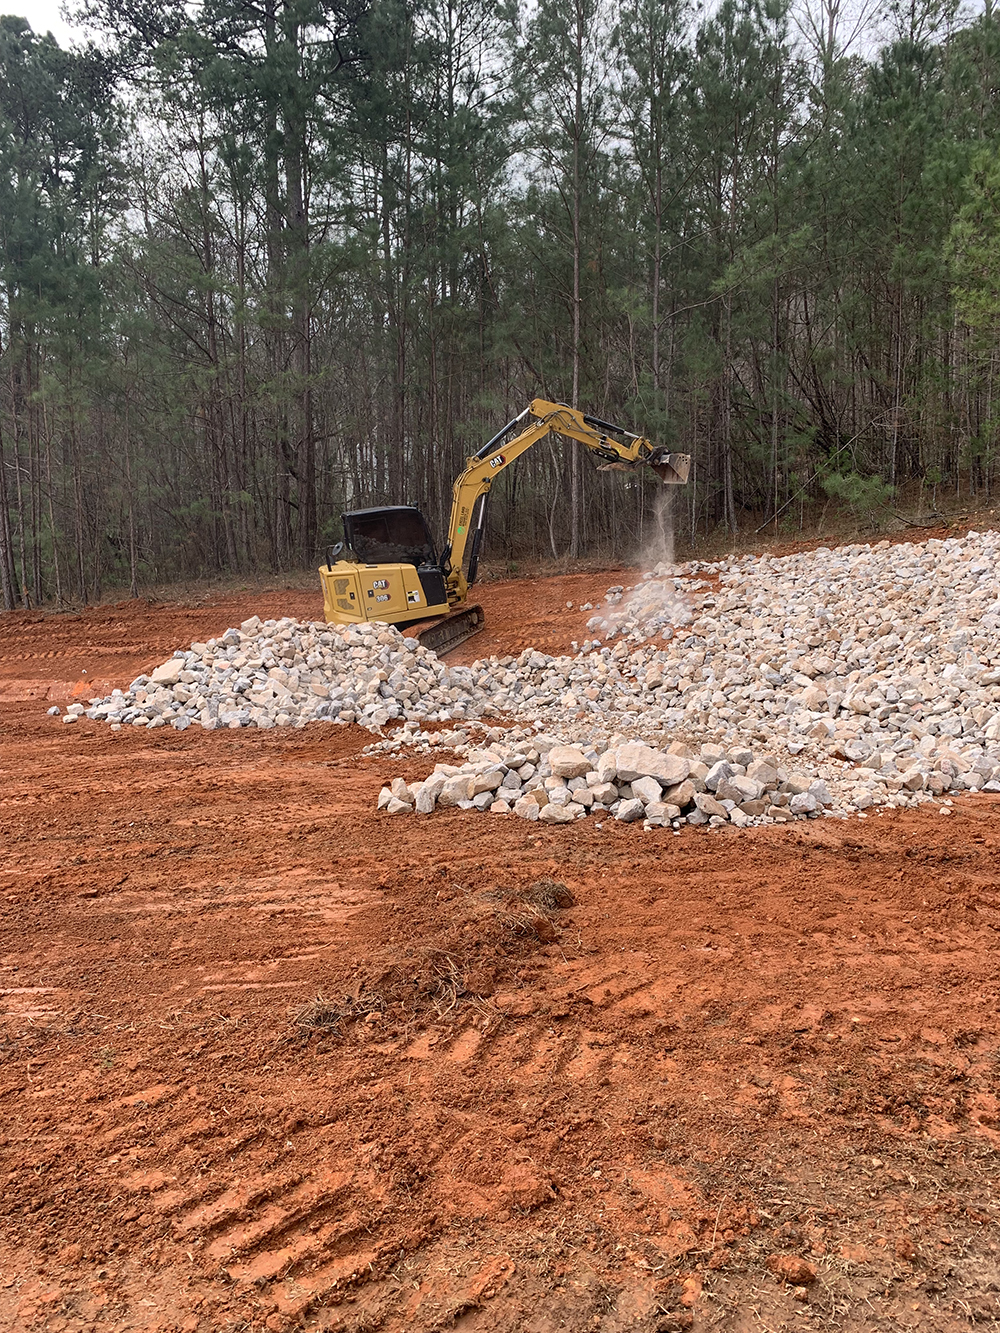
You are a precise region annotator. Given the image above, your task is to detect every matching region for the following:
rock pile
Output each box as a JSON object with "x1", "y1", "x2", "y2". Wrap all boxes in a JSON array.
[
  {"x1": 376, "y1": 528, "x2": 1000, "y2": 824},
  {"x1": 72, "y1": 617, "x2": 482, "y2": 731},
  {"x1": 377, "y1": 735, "x2": 838, "y2": 829},
  {"x1": 73, "y1": 527, "x2": 1000, "y2": 826}
]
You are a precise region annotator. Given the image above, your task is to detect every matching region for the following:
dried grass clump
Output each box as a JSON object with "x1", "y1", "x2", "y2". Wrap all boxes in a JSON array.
[{"x1": 292, "y1": 988, "x2": 385, "y2": 1035}]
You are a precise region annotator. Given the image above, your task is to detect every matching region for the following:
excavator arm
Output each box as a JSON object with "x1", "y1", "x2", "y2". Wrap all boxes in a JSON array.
[{"x1": 441, "y1": 398, "x2": 689, "y2": 603}]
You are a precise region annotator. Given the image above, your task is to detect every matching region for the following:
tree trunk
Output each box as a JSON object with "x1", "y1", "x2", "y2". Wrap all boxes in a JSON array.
[{"x1": 0, "y1": 419, "x2": 18, "y2": 610}]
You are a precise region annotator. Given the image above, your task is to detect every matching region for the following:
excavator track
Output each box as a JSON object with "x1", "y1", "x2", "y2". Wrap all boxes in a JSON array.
[{"x1": 414, "y1": 605, "x2": 486, "y2": 656}]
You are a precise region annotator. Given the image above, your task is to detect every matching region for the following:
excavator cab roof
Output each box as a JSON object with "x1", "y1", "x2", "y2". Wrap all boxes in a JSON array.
[{"x1": 342, "y1": 505, "x2": 437, "y2": 568}]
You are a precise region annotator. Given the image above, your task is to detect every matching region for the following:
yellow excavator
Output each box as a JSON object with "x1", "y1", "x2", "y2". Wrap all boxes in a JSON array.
[{"x1": 319, "y1": 398, "x2": 690, "y2": 654}]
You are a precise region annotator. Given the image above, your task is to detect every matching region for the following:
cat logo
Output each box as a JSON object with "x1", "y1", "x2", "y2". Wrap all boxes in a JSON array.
[
  {"x1": 371, "y1": 578, "x2": 389, "y2": 589},
  {"x1": 489, "y1": 454, "x2": 505, "y2": 469}
]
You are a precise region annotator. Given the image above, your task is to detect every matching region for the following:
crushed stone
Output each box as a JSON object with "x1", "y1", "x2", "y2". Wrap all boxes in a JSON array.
[{"x1": 78, "y1": 529, "x2": 1000, "y2": 828}]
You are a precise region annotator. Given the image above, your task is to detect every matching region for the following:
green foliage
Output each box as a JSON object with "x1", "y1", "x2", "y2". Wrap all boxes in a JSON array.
[
  {"x1": 819, "y1": 467, "x2": 895, "y2": 519},
  {"x1": 949, "y1": 144, "x2": 1000, "y2": 340}
]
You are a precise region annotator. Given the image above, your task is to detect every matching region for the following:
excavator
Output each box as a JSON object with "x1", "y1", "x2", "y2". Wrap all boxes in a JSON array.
[{"x1": 318, "y1": 398, "x2": 690, "y2": 654}]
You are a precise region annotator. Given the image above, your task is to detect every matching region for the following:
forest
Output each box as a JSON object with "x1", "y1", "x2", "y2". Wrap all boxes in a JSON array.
[{"x1": 1, "y1": 0, "x2": 999, "y2": 607}]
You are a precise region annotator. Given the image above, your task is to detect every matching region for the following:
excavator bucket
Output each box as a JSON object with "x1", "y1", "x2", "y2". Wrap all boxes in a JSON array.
[
  {"x1": 415, "y1": 604, "x2": 486, "y2": 656},
  {"x1": 650, "y1": 452, "x2": 691, "y2": 485}
]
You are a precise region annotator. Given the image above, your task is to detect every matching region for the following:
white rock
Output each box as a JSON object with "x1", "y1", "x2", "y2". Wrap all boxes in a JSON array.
[
  {"x1": 150, "y1": 659, "x2": 183, "y2": 686},
  {"x1": 539, "y1": 803, "x2": 575, "y2": 824},
  {"x1": 415, "y1": 787, "x2": 437, "y2": 814},
  {"x1": 644, "y1": 801, "x2": 680, "y2": 825},
  {"x1": 663, "y1": 779, "x2": 695, "y2": 808},
  {"x1": 613, "y1": 742, "x2": 690, "y2": 786},
  {"x1": 590, "y1": 782, "x2": 619, "y2": 806},
  {"x1": 716, "y1": 774, "x2": 762, "y2": 803},
  {"x1": 789, "y1": 792, "x2": 818, "y2": 814},
  {"x1": 631, "y1": 775, "x2": 663, "y2": 805},
  {"x1": 421, "y1": 772, "x2": 448, "y2": 802},
  {"x1": 694, "y1": 791, "x2": 727, "y2": 818},
  {"x1": 438, "y1": 774, "x2": 476, "y2": 806},
  {"x1": 705, "y1": 760, "x2": 734, "y2": 792},
  {"x1": 548, "y1": 745, "x2": 591, "y2": 779}
]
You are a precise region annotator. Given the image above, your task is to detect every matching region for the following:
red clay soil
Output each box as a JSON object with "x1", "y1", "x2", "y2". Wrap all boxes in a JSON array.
[{"x1": 2, "y1": 575, "x2": 999, "y2": 1333}]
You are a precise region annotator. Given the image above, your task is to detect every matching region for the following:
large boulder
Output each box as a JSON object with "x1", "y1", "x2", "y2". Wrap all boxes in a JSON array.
[
  {"x1": 716, "y1": 774, "x2": 762, "y2": 803},
  {"x1": 694, "y1": 791, "x2": 727, "y2": 818},
  {"x1": 150, "y1": 658, "x2": 183, "y2": 686},
  {"x1": 438, "y1": 774, "x2": 476, "y2": 806},
  {"x1": 644, "y1": 801, "x2": 681, "y2": 826},
  {"x1": 590, "y1": 782, "x2": 618, "y2": 806},
  {"x1": 704, "y1": 760, "x2": 735, "y2": 792},
  {"x1": 548, "y1": 745, "x2": 592, "y2": 779},
  {"x1": 663, "y1": 779, "x2": 695, "y2": 809},
  {"x1": 631, "y1": 775, "x2": 663, "y2": 805},
  {"x1": 613, "y1": 742, "x2": 690, "y2": 786},
  {"x1": 539, "y1": 803, "x2": 575, "y2": 824}
]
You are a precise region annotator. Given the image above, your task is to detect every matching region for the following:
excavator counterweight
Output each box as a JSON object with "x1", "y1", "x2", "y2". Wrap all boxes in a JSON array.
[{"x1": 319, "y1": 400, "x2": 689, "y2": 654}]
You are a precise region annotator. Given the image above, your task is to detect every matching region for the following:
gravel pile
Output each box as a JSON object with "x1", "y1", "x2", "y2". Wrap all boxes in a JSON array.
[
  {"x1": 378, "y1": 735, "x2": 838, "y2": 830},
  {"x1": 380, "y1": 528, "x2": 1000, "y2": 824},
  {"x1": 68, "y1": 617, "x2": 483, "y2": 732},
  {"x1": 71, "y1": 527, "x2": 1000, "y2": 827}
]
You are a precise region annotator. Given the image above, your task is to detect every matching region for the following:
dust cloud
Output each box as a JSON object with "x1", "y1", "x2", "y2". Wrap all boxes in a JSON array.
[{"x1": 585, "y1": 489, "x2": 693, "y2": 642}]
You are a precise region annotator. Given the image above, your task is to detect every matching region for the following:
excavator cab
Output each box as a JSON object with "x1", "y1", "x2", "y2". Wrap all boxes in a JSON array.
[
  {"x1": 320, "y1": 505, "x2": 456, "y2": 637},
  {"x1": 341, "y1": 506, "x2": 436, "y2": 568},
  {"x1": 338, "y1": 506, "x2": 449, "y2": 609}
]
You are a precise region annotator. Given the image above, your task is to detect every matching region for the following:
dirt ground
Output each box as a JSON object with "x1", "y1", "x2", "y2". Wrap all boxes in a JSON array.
[{"x1": 2, "y1": 571, "x2": 999, "y2": 1333}]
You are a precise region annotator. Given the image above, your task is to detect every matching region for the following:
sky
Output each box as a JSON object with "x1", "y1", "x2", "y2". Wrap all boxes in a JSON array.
[{"x1": 1, "y1": 0, "x2": 82, "y2": 44}]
